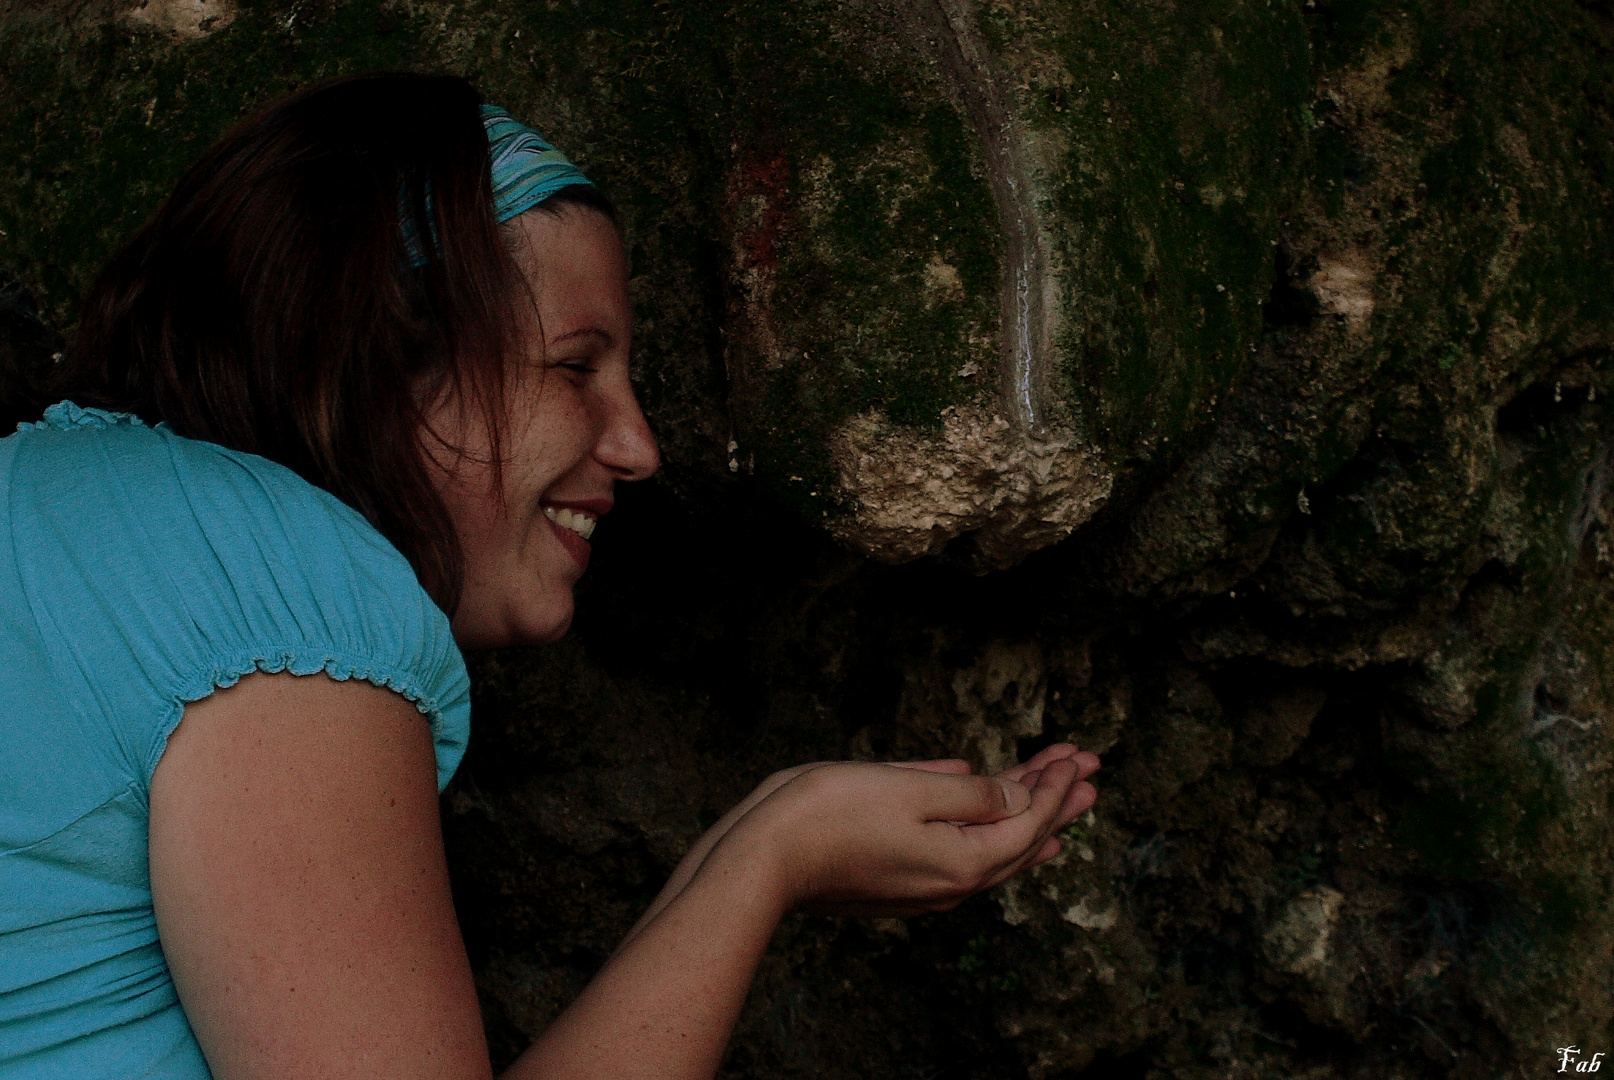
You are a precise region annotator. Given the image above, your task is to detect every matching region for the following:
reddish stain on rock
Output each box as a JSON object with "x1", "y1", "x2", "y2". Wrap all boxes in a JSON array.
[{"x1": 729, "y1": 150, "x2": 790, "y2": 273}]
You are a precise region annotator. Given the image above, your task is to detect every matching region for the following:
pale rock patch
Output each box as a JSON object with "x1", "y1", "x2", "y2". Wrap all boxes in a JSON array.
[
  {"x1": 827, "y1": 405, "x2": 1112, "y2": 566},
  {"x1": 1062, "y1": 896, "x2": 1117, "y2": 931},
  {"x1": 890, "y1": 638, "x2": 1056, "y2": 773},
  {"x1": 949, "y1": 640, "x2": 1046, "y2": 772},
  {"x1": 1310, "y1": 253, "x2": 1375, "y2": 327},
  {"x1": 1264, "y1": 887, "x2": 1346, "y2": 978},
  {"x1": 125, "y1": 0, "x2": 233, "y2": 36},
  {"x1": 996, "y1": 878, "x2": 1031, "y2": 926},
  {"x1": 923, "y1": 257, "x2": 965, "y2": 302}
]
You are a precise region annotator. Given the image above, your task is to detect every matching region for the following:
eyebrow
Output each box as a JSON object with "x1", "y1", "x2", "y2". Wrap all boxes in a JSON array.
[{"x1": 548, "y1": 326, "x2": 614, "y2": 348}]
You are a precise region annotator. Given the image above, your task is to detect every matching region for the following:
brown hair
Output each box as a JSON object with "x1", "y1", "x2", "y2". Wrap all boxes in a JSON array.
[{"x1": 56, "y1": 73, "x2": 606, "y2": 614}]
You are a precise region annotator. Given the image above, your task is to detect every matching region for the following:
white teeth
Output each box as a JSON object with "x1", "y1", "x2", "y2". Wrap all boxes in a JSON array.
[{"x1": 543, "y1": 506, "x2": 597, "y2": 541}]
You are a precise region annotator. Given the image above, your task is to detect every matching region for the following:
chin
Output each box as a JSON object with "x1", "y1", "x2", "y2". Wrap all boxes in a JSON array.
[
  {"x1": 520, "y1": 612, "x2": 573, "y2": 646},
  {"x1": 452, "y1": 590, "x2": 574, "y2": 651},
  {"x1": 503, "y1": 590, "x2": 575, "y2": 647}
]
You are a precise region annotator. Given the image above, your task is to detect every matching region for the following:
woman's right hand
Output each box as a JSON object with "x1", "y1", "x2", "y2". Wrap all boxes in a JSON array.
[{"x1": 715, "y1": 749, "x2": 1098, "y2": 918}]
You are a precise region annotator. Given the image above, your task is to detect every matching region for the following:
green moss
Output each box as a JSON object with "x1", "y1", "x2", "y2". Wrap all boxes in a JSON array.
[
  {"x1": 956, "y1": 934, "x2": 989, "y2": 974},
  {"x1": 1395, "y1": 747, "x2": 1567, "y2": 883},
  {"x1": 1377, "y1": 0, "x2": 1614, "y2": 385},
  {"x1": 1533, "y1": 872, "x2": 1593, "y2": 940},
  {"x1": 0, "y1": 0, "x2": 497, "y2": 325},
  {"x1": 1314, "y1": 126, "x2": 1350, "y2": 219},
  {"x1": 1046, "y1": 0, "x2": 1310, "y2": 464}
]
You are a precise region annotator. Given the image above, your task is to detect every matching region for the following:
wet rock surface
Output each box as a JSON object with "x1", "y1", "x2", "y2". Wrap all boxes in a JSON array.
[{"x1": 3, "y1": 0, "x2": 1613, "y2": 1077}]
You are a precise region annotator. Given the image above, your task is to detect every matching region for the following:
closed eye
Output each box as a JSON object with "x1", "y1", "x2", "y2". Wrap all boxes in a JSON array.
[{"x1": 548, "y1": 327, "x2": 612, "y2": 378}]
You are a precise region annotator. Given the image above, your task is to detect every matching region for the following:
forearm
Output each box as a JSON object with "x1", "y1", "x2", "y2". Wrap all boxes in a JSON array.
[
  {"x1": 617, "y1": 765, "x2": 828, "y2": 950},
  {"x1": 620, "y1": 759, "x2": 979, "y2": 949},
  {"x1": 501, "y1": 835, "x2": 785, "y2": 1080},
  {"x1": 615, "y1": 813, "x2": 742, "y2": 952}
]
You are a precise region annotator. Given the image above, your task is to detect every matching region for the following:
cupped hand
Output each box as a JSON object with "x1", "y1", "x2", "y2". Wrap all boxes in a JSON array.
[
  {"x1": 888, "y1": 744, "x2": 1099, "y2": 869},
  {"x1": 992, "y1": 742, "x2": 1101, "y2": 867},
  {"x1": 719, "y1": 745, "x2": 1100, "y2": 919}
]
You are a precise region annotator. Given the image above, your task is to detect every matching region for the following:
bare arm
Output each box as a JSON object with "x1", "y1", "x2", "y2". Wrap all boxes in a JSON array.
[
  {"x1": 510, "y1": 755, "x2": 1093, "y2": 1079},
  {"x1": 151, "y1": 672, "x2": 1097, "y2": 1080},
  {"x1": 150, "y1": 673, "x2": 492, "y2": 1080}
]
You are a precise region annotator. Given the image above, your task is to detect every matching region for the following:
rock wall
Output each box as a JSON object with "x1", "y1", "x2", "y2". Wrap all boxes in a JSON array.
[{"x1": 3, "y1": 0, "x2": 1612, "y2": 1076}]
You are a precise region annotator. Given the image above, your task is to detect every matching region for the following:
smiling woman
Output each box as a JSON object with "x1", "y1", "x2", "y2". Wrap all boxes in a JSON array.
[
  {"x1": 0, "y1": 72, "x2": 1099, "y2": 1080},
  {"x1": 425, "y1": 207, "x2": 659, "y2": 648}
]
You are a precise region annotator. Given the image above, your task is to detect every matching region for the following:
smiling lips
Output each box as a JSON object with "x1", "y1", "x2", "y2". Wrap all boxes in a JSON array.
[
  {"x1": 542, "y1": 505, "x2": 597, "y2": 540},
  {"x1": 542, "y1": 504, "x2": 600, "y2": 571}
]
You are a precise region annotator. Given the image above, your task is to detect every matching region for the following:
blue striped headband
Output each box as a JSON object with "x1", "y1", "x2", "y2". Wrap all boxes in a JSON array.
[{"x1": 403, "y1": 104, "x2": 594, "y2": 266}]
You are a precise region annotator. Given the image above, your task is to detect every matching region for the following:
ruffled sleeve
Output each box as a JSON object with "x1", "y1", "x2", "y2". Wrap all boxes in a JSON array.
[
  {"x1": 7, "y1": 404, "x2": 470, "y2": 791},
  {"x1": 15, "y1": 400, "x2": 155, "y2": 434}
]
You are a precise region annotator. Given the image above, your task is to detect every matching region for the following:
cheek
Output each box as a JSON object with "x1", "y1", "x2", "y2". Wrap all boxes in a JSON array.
[
  {"x1": 521, "y1": 388, "x2": 604, "y2": 477},
  {"x1": 418, "y1": 403, "x2": 505, "y2": 543},
  {"x1": 432, "y1": 465, "x2": 504, "y2": 556}
]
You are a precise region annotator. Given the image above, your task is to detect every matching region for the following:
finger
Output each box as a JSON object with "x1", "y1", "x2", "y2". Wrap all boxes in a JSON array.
[
  {"x1": 997, "y1": 743, "x2": 1078, "y2": 784},
  {"x1": 1023, "y1": 757, "x2": 1079, "y2": 820},
  {"x1": 1024, "y1": 742, "x2": 1080, "y2": 770},
  {"x1": 886, "y1": 758, "x2": 973, "y2": 775},
  {"x1": 912, "y1": 766, "x2": 1086, "y2": 905},
  {"x1": 916, "y1": 771, "x2": 1031, "y2": 824},
  {"x1": 1055, "y1": 780, "x2": 1098, "y2": 828},
  {"x1": 1071, "y1": 751, "x2": 1102, "y2": 781},
  {"x1": 959, "y1": 758, "x2": 1079, "y2": 853},
  {"x1": 1024, "y1": 835, "x2": 1063, "y2": 869},
  {"x1": 990, "y1": 791, "x2": 1088, "y2": 887},
  {"x1": 1022, "y1": 758, "x2": 1079, "y2": 837}
]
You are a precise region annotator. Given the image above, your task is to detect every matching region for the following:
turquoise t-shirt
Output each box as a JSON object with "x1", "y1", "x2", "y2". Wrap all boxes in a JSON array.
[{"x1": 0, "y1": 402, "x2": 471, "y2": 1078}]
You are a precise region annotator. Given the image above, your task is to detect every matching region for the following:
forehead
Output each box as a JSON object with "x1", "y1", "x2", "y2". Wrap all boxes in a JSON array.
[{"x1": 506, "y1": 206, "x2": 628, "y2": 338}]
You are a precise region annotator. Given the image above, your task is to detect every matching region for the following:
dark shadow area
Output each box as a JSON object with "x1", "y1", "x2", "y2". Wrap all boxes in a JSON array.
[
  {"x1": 1073, "y1": 1048, "x2": 1150, "y2": 1080},
  {"x1": 1261, "y1": 247, "x2": 1320, "y2": 328},
  {"x1": 1496, "y1": 378, "x2": 1594, "y2": 436},
  {"x1": 0, "y1": 271, "x2": 58, "y2": 431}
]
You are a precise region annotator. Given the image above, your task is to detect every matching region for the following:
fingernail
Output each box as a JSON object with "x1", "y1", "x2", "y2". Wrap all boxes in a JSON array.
[{"x1": 1001, "y1": 780, "x2": 1031, "y2": 814}]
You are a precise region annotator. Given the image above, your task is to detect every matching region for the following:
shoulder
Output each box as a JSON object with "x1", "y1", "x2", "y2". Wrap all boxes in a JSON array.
[
  {"x1": 13, "y1": 401, "x2": 370, "y2": 544},
  {"x1": 5, "y1": 403, "x2": 471, "y2": 789},
  {"x1": 8, "y1": 403, "x2": 407, "y2": 615}
]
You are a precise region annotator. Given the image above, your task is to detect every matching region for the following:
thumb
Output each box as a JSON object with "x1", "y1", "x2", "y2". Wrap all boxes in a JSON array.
[{"x1": 917, "y1": 772, "x2": 1032, "y2": 824}]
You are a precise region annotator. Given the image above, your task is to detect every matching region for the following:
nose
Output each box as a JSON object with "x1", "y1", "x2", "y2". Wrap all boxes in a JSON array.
[{"x1": 595, "y1": 380, "x2": 660, "y2": 482}]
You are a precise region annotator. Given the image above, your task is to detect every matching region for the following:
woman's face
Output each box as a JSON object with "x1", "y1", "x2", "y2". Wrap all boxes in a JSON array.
[{"x1": 425, "y1": 205, "x2": 659, "y2": 649}]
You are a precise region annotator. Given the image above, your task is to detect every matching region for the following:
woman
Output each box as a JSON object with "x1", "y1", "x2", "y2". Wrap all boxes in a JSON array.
[{"x1": 0, "y1": 73, "x2": 1101, "y2": 1079}]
